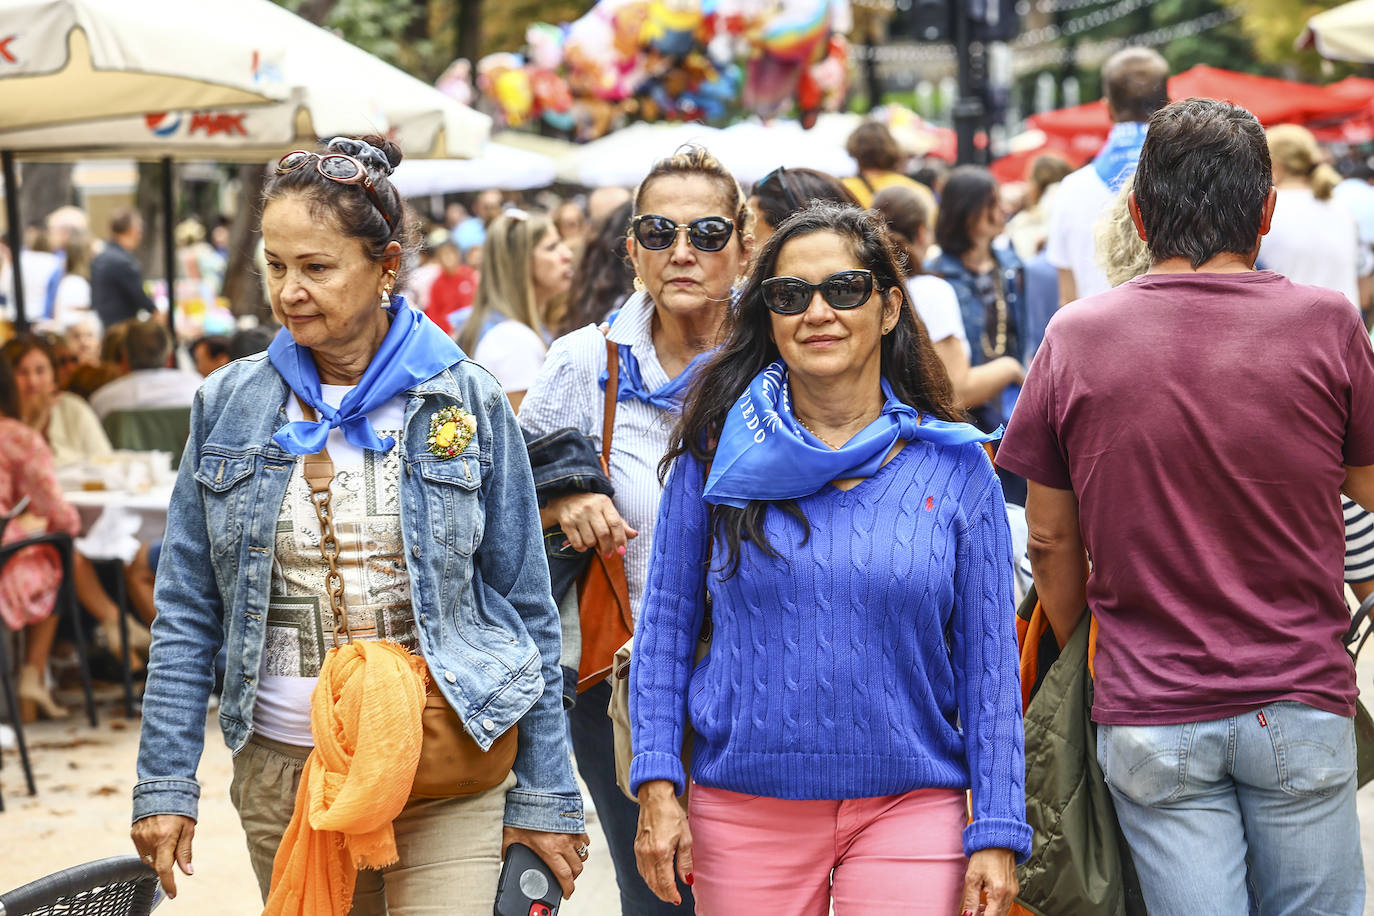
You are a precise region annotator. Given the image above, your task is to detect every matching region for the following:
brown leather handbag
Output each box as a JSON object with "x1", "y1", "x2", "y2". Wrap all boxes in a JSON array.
[
  {"x1": 574, "y1": 337, "x2": 635, "y2": 691},
  {"x1": 297, "y1": 400, "x2": 516, "y2": 799}
]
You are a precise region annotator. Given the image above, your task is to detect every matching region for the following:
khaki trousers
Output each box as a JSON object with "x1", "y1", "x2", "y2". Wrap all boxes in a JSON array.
[{"x1": 229, "y1": 733, "x2": 511, "y2": 915}]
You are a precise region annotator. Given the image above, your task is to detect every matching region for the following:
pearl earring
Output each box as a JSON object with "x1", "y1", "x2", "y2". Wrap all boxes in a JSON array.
[{"x1": 633, "y1": 276, "x2": 646, "y2": 293}]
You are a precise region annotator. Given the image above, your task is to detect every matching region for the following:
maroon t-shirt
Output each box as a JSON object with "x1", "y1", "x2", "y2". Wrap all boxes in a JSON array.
[{"x1": 999, "y1": 271, "x2": 1374, "y2": 724}]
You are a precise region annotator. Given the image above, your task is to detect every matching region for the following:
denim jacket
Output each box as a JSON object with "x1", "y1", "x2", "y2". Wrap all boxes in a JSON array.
[
  {"x1": 132, "y1": 353, "x2": 585, "y2": 835},
  {"x1": 926, "y1": 246, "x2": 1028, "y2": 367}
]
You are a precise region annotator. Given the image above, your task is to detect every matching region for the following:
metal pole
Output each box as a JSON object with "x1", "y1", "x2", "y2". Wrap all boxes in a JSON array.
[
  {"x1": 161, "y1": 156, "x2": 177, "y2": 342},
  {"x1": 2, "y1": 151, "x2": 27, "y2": 330},
  {"x1": 952, "y1": 4, "x2": 983, "y2": 165}
]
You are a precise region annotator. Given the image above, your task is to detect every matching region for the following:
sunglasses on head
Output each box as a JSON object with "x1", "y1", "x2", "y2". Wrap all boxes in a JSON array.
[
  {"x1": 276, "y1": 150, "x2": 394, "y2": 230},
  {"x1": 632, "y1": 214, "x2": 735, "y2": 252},
  {"x1": 757, "y1": 166, "x2": 800, "y2": 212},
  {"x1": 761, "y1": 269, "x2": 879, "y2": 315}
]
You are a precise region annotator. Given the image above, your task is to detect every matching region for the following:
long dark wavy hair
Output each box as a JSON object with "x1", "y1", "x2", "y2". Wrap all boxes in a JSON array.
[{"x1": 664, "y1": 202, "x2": 962, "y2": 576}]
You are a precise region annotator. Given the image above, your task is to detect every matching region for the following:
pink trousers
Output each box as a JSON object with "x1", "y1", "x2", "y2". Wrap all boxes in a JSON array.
[{"x1": 687, "y1": 784, "x2": 969, "y2": 916}]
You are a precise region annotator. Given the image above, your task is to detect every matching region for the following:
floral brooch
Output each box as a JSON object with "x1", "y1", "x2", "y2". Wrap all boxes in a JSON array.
[{"x1": 426, "y1": 405, "x2": 477, "y2": 458}]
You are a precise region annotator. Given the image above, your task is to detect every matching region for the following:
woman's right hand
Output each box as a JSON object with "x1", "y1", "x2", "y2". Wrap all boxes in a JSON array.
[
  {"x1": 546, "y1": 492, "x2": 638, "y2": 557},
  {"x1": 634, "y1": 780, "x2": 693, "y2": 904},
  {"x1": 131, "y1": 814, "x2": 196, "y2": 898}
]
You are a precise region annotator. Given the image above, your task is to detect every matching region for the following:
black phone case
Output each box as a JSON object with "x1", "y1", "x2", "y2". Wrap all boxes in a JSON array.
[{"x1": 493, "y1": 843, "x2": 561, "y2": 916}]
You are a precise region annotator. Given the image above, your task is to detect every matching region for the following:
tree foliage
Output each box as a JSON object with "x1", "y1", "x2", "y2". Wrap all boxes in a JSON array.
[{"x1": 1218, "y1": 0, "x2": 1350, "y2": 74}]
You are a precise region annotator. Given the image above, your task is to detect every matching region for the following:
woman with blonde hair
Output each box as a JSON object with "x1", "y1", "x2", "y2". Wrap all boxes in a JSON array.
[
  {"x1": 1260, "y1": 123, "x2": 1363, "y2": 306},
  {"x1": 457, "y1": 210, "x2": 573, "y2": 409}
]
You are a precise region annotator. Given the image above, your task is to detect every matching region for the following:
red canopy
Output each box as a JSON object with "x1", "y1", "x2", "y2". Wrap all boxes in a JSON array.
[{"x1": 1002, "y1": 65, "x2": 1374, "y2": 180}]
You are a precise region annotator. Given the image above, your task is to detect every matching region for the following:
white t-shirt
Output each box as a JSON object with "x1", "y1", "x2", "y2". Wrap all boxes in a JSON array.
[
  {"x1": 473, "y1": 319, "x2": 547, "y2": 393},
  {"x1": 52, "y1": 275, "x2": 92, "y2": 327},
  {"x1": 1045, "y1": 165, "x2": 1114, "y2": 301},
  {"x1": 254, "y1": 386, "x2": 410, "y2": 746},
  {"x1": 1259, "y1": 188, "x2": 1362, "y2": 308},
  {"x1": 906, "y1": 273, "x2": 970, "y2": 359}
]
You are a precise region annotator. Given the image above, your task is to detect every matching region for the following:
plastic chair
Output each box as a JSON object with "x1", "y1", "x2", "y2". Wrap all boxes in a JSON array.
[
  {"x1": 0, "y1": 856, "x2": 162, "y2": 916},
  {"x1": 100, "y1": 408, "x2": 191, "y2": 468},
  {"x1": 0, "y1": 503, "x2": 101, "y2": 812}
]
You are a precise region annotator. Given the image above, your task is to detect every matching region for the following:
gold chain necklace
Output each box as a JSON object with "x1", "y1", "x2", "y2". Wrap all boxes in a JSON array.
[
  {"x1": 981, "y1": 270, "x2": 1009, "y2": 361},
  {"x1": 797, "y1": 415, "x2": 838, "y2": 450}
]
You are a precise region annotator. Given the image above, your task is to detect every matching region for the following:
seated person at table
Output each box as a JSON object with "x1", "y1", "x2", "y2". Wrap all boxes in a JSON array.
[
  {"x1": 1, "y1": 333, "x2": 111, "y2": 465},
  {"x1": 0, "y1": 355, "x2": 140, "y2": 718},
  {"x1": 89, "y1": 319, "x2": 201, "y2": 420},
  {"x1": 191, "y1": 334, "x2": 231, "y2": 378}
]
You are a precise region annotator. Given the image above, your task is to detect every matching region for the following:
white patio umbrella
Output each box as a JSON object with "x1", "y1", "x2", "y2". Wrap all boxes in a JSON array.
[
  {"x1": 0, "y1": 0, "x2": 490, "y2": 161},
  {"x1": 710, "y1": 115, "x2": 860, "y2": 186},
  {"x1": 0, "y1": 0, "x2": 289, "y2": 327},
  {"x1": 390, "y1": 144, "x2": 557, "y2": 197},
  {"x1": 1300, "y1": 0, "x2": 1374, "y2": 63},
  {"x1": 0, "y1": 0, "x2": 287, "y2": 129},
  {"x1": 1, "y1": 0, "x2": 491, "y2": 330},
  {"x1": 559, "y1": 121, "x2": 724, "y2": 187}
]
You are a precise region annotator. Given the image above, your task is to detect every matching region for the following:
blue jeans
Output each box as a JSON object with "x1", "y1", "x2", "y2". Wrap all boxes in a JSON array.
[
  {"x1": 568, "y1": 679, "x2": 694, "y2": 916},
  {"x1": 1099, "y1": 702, "x2": 1364, "y2": 916}
]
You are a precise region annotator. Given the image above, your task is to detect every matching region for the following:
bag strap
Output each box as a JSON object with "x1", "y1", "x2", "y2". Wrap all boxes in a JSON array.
[
  {"x1": 1346, "y1": 592, "x2": 1374, "y2": 660},
  {"x1": 295, "y1": 398, "x2": 352, "y2": 646},
  {"x1": 600, "y1": 332, "x2": 619, "y2": 476}
]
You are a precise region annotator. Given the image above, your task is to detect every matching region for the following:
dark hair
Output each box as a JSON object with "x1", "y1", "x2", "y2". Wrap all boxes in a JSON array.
[
  {"x1": 66, "y1": 362, "x2": 123, "y2": 400},
  {"x1": 750, "y1": 167, "x2": 859, "y2": 233},
  {"x1": 634, "y1": 145, "x2": 753, "y2": 240},
  {"x1": 1102, "y1": 47, "x2": 1170, "y2": 124},
  {"x1": 934, "y1": 166, "x2": 999, "y2": 258},
  {"x1": 124, "y1": 318, "x2": 172, "y2": 371},
  {"x1": 109, "y1": 207, "x2": 140, "y2": 237},
  {"x1": 193, "y1": 334, "x2": 232, "y2": 361},
  {"x1": 0, "y1": 334, "x2": 56, "y2": 383},
  {"x1": 102, "y1": 320, "x2": 131, "y2": 365},
  {"x1": 665, "y1": 202, "x2": 961, "y2": 576},
  {"x1": 0, "y1": 353, "x2": 19, "y2": 420},
  {"x1": 870, "y1": 184, "x2": 930, "y2": 275},
  {"x1": 229, "y1": 327, "x2": 276, "y2": 360},
  {"x1": 262, "y1": 134, "x2": 419, "y2": 284},
  {"x1": 1133, "y1": 98, "x2": 1271, "y2": 268},
  {"x1": 560, "y1": 199, "x2": 635, "y2": 334},
  {"x1": 845, "y1": 122, "x2": 902, "y2": 172}
]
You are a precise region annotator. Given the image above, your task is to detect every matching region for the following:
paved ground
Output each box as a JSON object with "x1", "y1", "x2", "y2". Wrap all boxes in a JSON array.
[{"x1": 6, "y1": 658, "x2": 1374, "y2": 915}]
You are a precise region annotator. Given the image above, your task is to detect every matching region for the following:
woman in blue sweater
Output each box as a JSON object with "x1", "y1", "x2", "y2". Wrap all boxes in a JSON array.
[{"x1": 630, "y1": 203, "x2": 1030, "y2": 915}]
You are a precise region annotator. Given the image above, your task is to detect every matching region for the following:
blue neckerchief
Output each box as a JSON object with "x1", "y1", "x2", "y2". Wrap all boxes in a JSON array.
[
  {"x1": 269, "y1": 297, "x2": 465, "y2": 455},
  {"x1": 597, "y1": 303, "x2": 714, "y2": 414},
  {"x1": 1092, "y1": 121, "x2": 1149, "y2": 193},
  {"x1": 703, "y1": 361, "x2": 1001, "y2": 508},
  {"x1": 43, "y1": 250, "x2": 66, "y2": 320}
]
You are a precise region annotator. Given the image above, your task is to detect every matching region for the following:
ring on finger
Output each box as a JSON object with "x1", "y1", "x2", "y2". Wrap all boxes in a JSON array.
[
  {"x1": 142, "y1": 854, "x2": 154, "y2": 864},
  {"x1": 574, "y1": 844, "x2": 589, "y2": 861}
]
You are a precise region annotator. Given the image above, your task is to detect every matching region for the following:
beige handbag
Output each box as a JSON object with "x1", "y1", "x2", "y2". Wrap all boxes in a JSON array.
[
  {"x1": 609, "y1": 596, "x2": 712, "y2": 808},
  {"x1": 297, "y1": 400, "x2": 516, "y2": 800}
]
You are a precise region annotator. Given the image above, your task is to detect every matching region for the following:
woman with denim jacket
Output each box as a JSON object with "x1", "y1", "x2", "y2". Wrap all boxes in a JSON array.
[
  {"x1": 129, "y1": 136, "x2": 587, "y2": 914},
  {"x1": 926, "y1": 166, "x2": 1029, "y2": 505}
]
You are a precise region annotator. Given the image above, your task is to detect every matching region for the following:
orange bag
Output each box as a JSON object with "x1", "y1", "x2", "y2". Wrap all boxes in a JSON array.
[{"x1": 575, "y1": 336, "x2": 634, "y2": 690}]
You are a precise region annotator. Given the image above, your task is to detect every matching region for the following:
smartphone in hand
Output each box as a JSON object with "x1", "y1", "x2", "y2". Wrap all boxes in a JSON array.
[{"x1": 494, "y1": 843, "x2": 561, "y2": 916}]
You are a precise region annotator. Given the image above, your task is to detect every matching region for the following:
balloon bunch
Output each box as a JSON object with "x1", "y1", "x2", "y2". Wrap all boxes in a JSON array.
[{"x1": 442, "y1": 0, "x2": 853, "y2": 140}]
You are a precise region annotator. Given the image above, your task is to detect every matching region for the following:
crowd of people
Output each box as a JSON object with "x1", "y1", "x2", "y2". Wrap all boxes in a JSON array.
[{"x1": 0, "y1": 43, "x2": 1373, "y2": 916}]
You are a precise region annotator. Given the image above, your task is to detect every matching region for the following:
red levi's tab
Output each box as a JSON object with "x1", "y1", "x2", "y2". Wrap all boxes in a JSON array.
[{"x1": 1257, "y1": 710, "x2": 1268, "y2": 728}]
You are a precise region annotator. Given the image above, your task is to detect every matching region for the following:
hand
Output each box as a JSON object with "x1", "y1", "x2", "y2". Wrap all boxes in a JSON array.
[
  {"x1": 502, "y1": 827, "x2": 591, "y2": 899},
  {"x1": 548, "y1": 492, "x2": 638, "y2": 557},
  {"x1": 959, "y1": 847, "x2": 1018, "y2": 916},
  {"x1": 634, "y1": 780, "x2": 692, "y2": 905},
  {"x1": 131, "y1": 814, "x2": 196, "y2": 898}
]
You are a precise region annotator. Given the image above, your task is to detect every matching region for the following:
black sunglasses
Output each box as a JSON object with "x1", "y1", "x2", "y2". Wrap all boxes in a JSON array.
[
  {"x1": 761, "y1": 269, "x2": 878, "y2": 315},
  {"x1": 632, "y1": 214, "x2": 735, "y2": 252},
  {"x1": 757, "y1": 166, "x2": 800, "y2": 212},
  {"x1": 276, "y1": 150, "x2": 394, "y2": 230}
]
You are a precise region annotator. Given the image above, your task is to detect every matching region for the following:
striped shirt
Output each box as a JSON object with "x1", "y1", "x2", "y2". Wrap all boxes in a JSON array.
[
  {"x1": 518, "y1": 292, "x2": 678, "y2": 621},
  {"x1": 1347, "y1": 498, "x2": 1374, "y2": 584}
]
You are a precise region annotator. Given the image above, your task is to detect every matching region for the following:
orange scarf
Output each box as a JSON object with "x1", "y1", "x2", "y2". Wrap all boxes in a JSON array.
[{"x1": 263, "y1": 640, "x2": 427, "y2": 916}]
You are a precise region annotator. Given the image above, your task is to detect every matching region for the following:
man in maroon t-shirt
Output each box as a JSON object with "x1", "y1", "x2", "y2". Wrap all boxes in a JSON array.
[{"x1": 1000, "y1": 98, "x2": 1374, "y2": 915}]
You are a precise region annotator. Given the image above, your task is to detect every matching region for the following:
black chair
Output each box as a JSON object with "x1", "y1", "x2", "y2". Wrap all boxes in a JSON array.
[
  {"x1": 0, "y1": 855, "x2": 162, "y2": 915},
  {"x1": 0, "y1": 502, "x2": 101, "y2": 812}
]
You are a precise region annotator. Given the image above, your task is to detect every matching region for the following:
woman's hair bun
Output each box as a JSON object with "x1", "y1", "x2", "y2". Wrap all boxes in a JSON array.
[{"x1": 326, "y1": 135, "x2": 402, "y2": 176}]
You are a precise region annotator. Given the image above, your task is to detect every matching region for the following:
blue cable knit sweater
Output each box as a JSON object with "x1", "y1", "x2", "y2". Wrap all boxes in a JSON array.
[{"x1": 629, "y1": 440, "x2": 1033, "y2": 861}]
